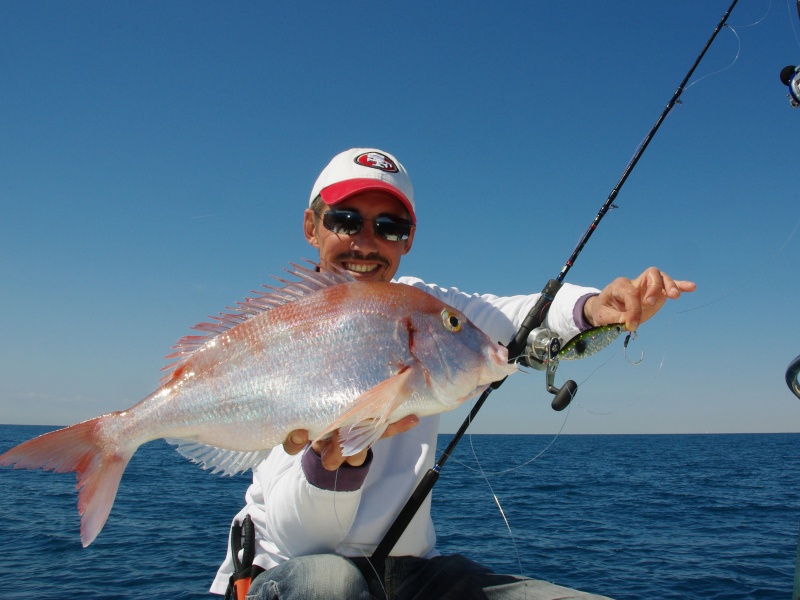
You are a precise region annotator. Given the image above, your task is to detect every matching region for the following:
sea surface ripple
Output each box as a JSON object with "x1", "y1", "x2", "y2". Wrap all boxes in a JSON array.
[{"x1": 0, "y1": 426, "x2": 797, "y2": 599}]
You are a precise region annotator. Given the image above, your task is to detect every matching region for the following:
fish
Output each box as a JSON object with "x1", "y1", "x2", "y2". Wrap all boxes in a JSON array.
[{"x1": 0, "y1": 261, "x2": 517, "y2": 547}]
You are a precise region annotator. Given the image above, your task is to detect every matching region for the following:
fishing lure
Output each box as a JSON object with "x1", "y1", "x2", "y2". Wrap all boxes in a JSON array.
[{"x1": 559, "y1": 324, "x2": 624, "y2": 361}]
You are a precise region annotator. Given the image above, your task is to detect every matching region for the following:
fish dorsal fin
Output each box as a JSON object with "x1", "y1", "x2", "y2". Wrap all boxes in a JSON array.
[
  {"x1": 165, "y1": 439, "x2": 274, "y2": 476},
  {"x1": 315, "y1": 367, "x2": 420, "y2": 457},
  {"x1": 160, "y1": 260, "x2": 356, "y2": 383}
]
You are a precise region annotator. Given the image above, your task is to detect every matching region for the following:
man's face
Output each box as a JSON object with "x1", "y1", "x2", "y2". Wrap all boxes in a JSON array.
[{"x1": 303, "y1": 190, "x2": 415, "y2": 282}]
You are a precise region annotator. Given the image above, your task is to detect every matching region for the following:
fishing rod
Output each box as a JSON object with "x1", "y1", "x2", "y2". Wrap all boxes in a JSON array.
[{"x1": 370, "y1": 0, "x2": 740, "y2": 569}]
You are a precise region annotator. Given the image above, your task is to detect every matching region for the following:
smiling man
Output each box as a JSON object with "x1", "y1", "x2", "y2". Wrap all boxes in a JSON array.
[
  {"x1": 305, "y1": 149, "x2": 416, "y2": 283},
  {"x1": 212, "y1": 148, "x2": 695, "y2": 599}
]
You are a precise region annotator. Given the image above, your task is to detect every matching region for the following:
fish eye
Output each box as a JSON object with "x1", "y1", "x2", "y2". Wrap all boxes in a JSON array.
[{"x1": 441, "y1": 309, "x2": 462, "y2": 332}]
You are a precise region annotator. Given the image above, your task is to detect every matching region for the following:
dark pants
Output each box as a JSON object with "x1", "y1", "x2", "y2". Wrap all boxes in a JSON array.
[{"x1": 245, "y1": 553, "x2": 613, "y2": 600}]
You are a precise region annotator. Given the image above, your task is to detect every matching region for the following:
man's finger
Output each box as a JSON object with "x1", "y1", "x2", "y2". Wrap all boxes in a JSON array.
[
  {"x1": 284, "y1": 429, "x2": 309, "y2": 455},
  {"x1": 382, "y1": 415, "x2": 419, "y2": 439},
  {"x1": 320, "y1": 433, "x2": 345, "y2": 470}
]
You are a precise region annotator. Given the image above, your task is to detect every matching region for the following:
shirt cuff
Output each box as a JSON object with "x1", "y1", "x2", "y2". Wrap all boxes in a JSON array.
[
  {"x1": 301, "y1": 445, "x2": 373, "y2": 492},
  {"x1": 573, "y1": 293, "x2": 599, "y2": 332}
]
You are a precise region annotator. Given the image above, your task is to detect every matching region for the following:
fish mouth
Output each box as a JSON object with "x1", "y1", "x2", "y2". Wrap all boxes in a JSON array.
[
  {"x1": 490, "y1": 343, "x2": 518, "y2": 378},
  {"x1": 454, "y1": 344, "x2": 517, "y2": 404}
]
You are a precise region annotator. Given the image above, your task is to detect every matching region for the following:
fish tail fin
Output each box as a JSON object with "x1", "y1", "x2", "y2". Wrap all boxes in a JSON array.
[{"x1": 0, "y1": 415, "x2": 135, "y2": 547}]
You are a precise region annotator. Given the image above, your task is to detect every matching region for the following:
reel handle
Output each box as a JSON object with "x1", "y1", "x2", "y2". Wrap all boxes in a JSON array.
[{"x1": 549, "y1": 379, "x2": 578, "y2": 411}]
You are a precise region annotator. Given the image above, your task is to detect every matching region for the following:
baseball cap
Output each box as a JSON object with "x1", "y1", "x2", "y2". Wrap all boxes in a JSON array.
[{"x1": 309, "y1": 148, "x2": 416, "y2": 223}]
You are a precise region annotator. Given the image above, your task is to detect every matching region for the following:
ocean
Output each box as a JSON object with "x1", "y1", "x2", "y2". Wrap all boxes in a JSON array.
[{"x1": 0, "y1": 425, "x2": 797, "y2": 599}]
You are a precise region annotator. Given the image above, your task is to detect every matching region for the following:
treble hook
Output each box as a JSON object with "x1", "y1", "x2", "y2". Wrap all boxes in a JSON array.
[{"x1": 623, "y1": 331, "x2": 643, "y2": 365}]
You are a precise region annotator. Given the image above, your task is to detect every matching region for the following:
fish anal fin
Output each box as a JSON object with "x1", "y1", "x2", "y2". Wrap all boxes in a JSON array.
[
  {"x1": 316, "y1": 367, "x2": 418, "y2": 457},
  {"x1": 166, "y1": 440, "x2": 273, "y2": 476}
]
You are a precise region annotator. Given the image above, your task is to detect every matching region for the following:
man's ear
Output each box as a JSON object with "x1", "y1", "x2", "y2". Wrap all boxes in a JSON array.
[{"x1": 303, "y1": 209, "x2": 320, "y2": 249}]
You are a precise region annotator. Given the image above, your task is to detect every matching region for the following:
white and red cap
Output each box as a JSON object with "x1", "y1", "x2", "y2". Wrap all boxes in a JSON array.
[{"x1": 309, "y1": 148, "x2": 416, "y2": 223}]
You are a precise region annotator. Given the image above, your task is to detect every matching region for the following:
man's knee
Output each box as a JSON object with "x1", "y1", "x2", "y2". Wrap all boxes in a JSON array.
[{"x1": 247, "y1": 554, "x2": 369, "y2": 600}]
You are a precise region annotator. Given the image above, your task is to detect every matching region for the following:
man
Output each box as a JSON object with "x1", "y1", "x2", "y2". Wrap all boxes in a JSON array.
[{"x1": 211, "y1": 148, "x2": 695, "y2": 599}]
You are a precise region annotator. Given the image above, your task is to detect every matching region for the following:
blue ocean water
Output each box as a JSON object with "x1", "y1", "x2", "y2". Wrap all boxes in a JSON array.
[{"x1": 0, "y1": 425, "x2": 797, "y2": 599}]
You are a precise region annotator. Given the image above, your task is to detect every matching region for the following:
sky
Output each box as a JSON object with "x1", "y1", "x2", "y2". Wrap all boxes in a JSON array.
[{"x1": 1, "y1": 0, "x2": 799, "y2": 435}]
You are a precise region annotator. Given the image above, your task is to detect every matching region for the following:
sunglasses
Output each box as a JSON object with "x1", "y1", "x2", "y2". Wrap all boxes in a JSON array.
[{"x1": 319, "y1": 210, "x2": 414, "y2": 242}]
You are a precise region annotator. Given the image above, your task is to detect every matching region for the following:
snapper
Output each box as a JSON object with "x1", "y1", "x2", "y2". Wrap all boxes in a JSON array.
[{"x1": 0, "y1": 262, "x2": 516, "y2": 547}]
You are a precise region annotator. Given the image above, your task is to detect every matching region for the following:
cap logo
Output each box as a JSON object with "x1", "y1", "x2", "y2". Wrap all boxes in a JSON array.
[{"x1": 354, "y1": 152, "x2": 399, "y2": 173}]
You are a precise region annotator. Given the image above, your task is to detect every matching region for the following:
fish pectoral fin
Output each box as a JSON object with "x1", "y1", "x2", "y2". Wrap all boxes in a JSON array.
[
  {"x1": 316, "y1": 367, "x2": 418, "y2": 457},
  {"x1": 166, "y1": 440, "x2": 273, "y2": 476},
  {"x1": 336, "y1": 419, "x2": 389, "y2": 458}
]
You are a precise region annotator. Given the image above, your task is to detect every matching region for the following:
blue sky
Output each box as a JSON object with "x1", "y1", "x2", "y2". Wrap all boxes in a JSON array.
[{"x1": 1, "y1": 0, "x2": 799, "y2": 434}]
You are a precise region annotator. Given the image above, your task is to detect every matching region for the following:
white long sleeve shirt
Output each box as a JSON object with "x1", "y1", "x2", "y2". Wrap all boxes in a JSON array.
[{"x1": 210, "y1": 278, "x2": 598, "y2": 594}]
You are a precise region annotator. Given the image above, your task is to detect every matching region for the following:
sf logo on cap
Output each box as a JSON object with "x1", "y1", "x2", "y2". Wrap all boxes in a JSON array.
[{"x1": 355, "y1": 152, "x2": 398, "y2": 173}]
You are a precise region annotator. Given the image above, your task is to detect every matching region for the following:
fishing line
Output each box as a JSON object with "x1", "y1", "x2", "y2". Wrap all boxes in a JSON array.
[
  {"x1": 355, "y1": 545, "x2": 389, "y2": 600},
  {"x1": 574, "y1": 212, "x2": 800, "y2": 419},
  {"x1": 681, "y1": 24, "x2": 741, "y2": 95},
  {"x1": 450, "y1": 2, "x2": 787, "y2": 559},
  {"x1": 680, "y1": 0, "x2": 779, "y2": 95},
  {"x1": 369, "y1": 0, "x2": 742, "y2": 569},
  {"x1": 540, "y1": 334, "x2": 646, "y2": 418},
  {"x1": 614, "y1": 25, "x2": 740, "y2": 177},
  {"x1": 448, "y1": 394, "x2": 571, "y2": 478},
  {"x1": 679, "y1": 0, "x2": 775, "y2": 93},
  {"x1": 573, "y1": 353, "x2": 657, "y2": 417},
  {"x1": 303, "y1": 442, "x2": 361, "y2": 549},
  {"x1": 329, "y1": 458, "x2": 350, "y2": 534},
  {"x1": 466, "y1": 433, "x2": 526, "y2": 586},
  {"x1": 321, "y1": 442, "x2": 392, "y2": 600},
  {"x1": 662, "y1": 212, "x2": 800, "y2": 319},
  {"x1": 731, "y1": 0, "x2": 773, "y2": 28},
  {"x1": 568, "y1": 349, "x2": 641, "y2": 416},
  {"x1": 622, "y1": 4, "x2": 771, "y2": 172},
  {"x1": 790, "y1": 0, "x2": 800, "y2": 47},
  {"x1": 651, "y1": 211, "x2": 800, "y2": 366}
]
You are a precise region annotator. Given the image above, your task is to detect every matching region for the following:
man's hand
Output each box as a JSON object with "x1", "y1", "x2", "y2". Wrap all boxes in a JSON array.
[
  {"x1": 282, "y1": 414, "x2": 420, "y2": 470},
  {"x1": 584, "y1": 267, "x2": 696, "y2": 331}
]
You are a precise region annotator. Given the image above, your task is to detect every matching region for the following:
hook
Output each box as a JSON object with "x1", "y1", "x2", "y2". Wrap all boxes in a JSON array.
[{"x1": 623, "y1": 331, "x2": 643, "y2": 365}]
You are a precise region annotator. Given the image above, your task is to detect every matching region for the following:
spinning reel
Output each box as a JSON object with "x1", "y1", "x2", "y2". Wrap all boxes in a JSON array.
[{"x1": 522, "y1": 327, "x2": 578, "y2": 412}]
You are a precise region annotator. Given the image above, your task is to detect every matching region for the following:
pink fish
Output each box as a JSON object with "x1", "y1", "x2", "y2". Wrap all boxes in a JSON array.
[{"x1": 0, "y1": 263, "x2": 516, "y2": 547}]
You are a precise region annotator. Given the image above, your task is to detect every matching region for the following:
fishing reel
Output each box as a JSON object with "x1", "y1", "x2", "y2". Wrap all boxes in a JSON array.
[
  {"x1": 522, "y1": 328, "x2": 578, "y2": 412},
  {"x1": 780, "y1": 64, "x2": 800, "y2": 108}
]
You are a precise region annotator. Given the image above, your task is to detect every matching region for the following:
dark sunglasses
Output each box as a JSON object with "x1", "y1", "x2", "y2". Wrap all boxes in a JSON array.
[{"x1": 319, "y1": 210, "x2": 414, "y2": 242}]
